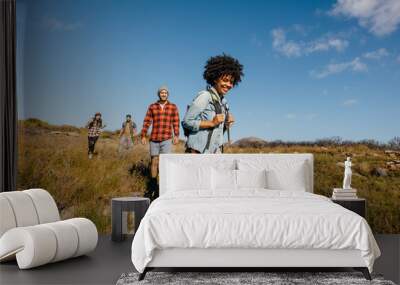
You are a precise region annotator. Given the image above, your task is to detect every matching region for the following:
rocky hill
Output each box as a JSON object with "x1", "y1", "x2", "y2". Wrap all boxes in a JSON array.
[{"x1": 233, "y1": 137, "x2": 268, "y2": 148}]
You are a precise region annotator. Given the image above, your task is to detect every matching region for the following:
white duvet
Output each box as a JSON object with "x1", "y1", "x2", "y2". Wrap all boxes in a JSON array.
[{"x1": 131, "y1": 190, "x2": 380, "y2": 273}]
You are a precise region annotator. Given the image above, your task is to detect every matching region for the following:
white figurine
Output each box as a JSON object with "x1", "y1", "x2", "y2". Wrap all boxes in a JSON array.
[{"x1": 343, "y1": 157, "x2": 352, "y2": 189}]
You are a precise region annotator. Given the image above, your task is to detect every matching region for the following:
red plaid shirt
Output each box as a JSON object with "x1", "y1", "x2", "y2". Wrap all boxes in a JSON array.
[{"x1": 141, "y1": 101, "x2": 180, "y2": 142}]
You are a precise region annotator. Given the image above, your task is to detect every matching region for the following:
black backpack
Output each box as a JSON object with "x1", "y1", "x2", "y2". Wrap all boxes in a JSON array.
[{"x1": 183, "y1": 93, "x2": 226, "y2": 152}]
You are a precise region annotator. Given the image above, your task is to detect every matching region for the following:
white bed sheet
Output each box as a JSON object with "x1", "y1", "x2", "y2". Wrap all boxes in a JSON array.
[{"x1": 131, "y1": 189, "x2": 380, "y2": 273}]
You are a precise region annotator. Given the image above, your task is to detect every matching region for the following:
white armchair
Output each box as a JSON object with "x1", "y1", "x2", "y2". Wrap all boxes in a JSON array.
[{"x1": 0, "y1": 189, "x2": 98, "y2": 269}]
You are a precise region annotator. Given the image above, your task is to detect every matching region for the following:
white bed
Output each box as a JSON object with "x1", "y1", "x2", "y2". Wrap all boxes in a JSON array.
[{"x1": 131, "y1": 154, "x2": 380, "y2": 280}]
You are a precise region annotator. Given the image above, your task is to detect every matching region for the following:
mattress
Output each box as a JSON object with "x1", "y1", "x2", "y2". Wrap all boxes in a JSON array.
[{"x1": 131, "y1": 189, "x2": 380, "y2": 273}]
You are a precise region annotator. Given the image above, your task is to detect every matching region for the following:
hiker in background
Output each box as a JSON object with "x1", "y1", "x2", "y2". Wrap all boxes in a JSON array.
[
  {"x1": 182, "y1": 54, "x2": 243, "y2": 154},
  {"x1": 86, "y1": 112, "x2": 106, "y2": 159},
  {"x1": 118, "y1": 114, "x2": 137, "y2": 156},
  {"x1": 141, "y1": 86, "x2": 180, "y2": 200}
]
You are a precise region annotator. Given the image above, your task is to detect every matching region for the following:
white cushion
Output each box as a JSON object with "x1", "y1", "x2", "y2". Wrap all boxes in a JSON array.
[
  {"x1": 23, "y1": 189, "x2": 60, "y2": 224},
  {"x1": 236, "y1": 169, "x2": 268, "y2": 189},
  {"x1": 0, "y1": 192, "x2": 39, "y2": 227},
  {"x1": 238, "y1": 159, "x2": 308, "y2": 191},
  {"x1": 0, "y1": 226, "x2": 57, "y2": 269},
  {"x1": 0, "y1": 218, "x2": 97, "y2": 269},
  {"x1": 266, "y1": 161, "x2": 307, "y2": 191},
  {"x1": 42, "y1": 221, "x2": 79, "y2": 262},
  {"x1": 63, "y1": 218, "x2": 98, "y2": 257},
  {"x1": 0, "y1": 196, "x2": 17, "y2": 237},
  {"x1": 167, "y1": 163, "x2": 212, "y2": 191},
  {"x1": 212, "y1": 168, "x2": 237, "y2": 190}
]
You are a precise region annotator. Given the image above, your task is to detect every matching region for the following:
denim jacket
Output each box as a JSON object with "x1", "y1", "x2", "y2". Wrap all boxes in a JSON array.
[{"x1": 182, "y1": 87, "x2": 228, "y2": 153}]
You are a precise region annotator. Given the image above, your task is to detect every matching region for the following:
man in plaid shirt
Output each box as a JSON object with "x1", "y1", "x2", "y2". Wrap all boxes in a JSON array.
[{"x1": 141, "y1": 86, "x2": 180, "y2": 199}]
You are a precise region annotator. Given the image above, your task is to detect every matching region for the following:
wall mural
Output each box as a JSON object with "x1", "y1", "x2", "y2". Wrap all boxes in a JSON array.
[{"x1": 16, "y1": 0, "x2": 400, "y2": 233}]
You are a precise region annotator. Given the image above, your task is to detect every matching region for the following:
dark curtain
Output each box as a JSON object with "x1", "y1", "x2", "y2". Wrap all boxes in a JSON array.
[{"x1": 0, "y1": 0, "x2": 17, "y2": 192}]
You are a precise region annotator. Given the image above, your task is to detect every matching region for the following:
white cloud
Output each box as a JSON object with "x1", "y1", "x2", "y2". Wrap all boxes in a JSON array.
[
  {"x1": 343, "y1": 99, "x2": 358, "y2": 106},
  {"x1": 363, "y1": 48, "x2": 389, "y2": 59},
  {"x1": 307, "y1": 38, "x2": 348, "y2": 53},
  {"x1": 292, "y1": 24, "x2": 308, "y2": 35},
  {"x1": 311, "y1": 57, "x2": 367, "y2": 78},
  {"x1": 397, "y1": 55, "x2": 400, "y2": 63},
  {"x1": 271, "y1": 28, "x2": 348, "y2": 58},
  {"x1": 43, "y1": 17, "x2": 82, "y2": 31},
  {"x1": 306, "y1": 113, "x2": 318, "y2": 120},
  {"x1": 286, "y1": 113, "x2": 297, "y2": 119},
  {"x1": 271, "y1": 28, "x2": 302, "y2": 57},
  {"x1": 330, "y1": 0, "x2": 400, "y2": 36}
]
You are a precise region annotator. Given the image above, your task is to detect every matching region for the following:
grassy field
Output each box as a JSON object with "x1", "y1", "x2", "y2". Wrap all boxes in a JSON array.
[{"x1": 17, "y1": 119, "x2": 400, "y2": 234}]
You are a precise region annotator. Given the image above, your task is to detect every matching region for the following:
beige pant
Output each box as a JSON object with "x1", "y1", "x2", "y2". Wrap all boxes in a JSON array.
[{"x1": 119, "y1": 136, "x2": 133, "y2": 153}]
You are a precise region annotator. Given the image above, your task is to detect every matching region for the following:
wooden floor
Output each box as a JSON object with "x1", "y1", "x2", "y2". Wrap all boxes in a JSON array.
[{"x1": 0, "y1": 235, "x2": 399, "y2": 285}]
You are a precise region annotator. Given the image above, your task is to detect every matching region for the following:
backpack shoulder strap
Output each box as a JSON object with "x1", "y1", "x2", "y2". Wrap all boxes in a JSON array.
[
  {"x1": 210, "y1": 93, "x2": 222, "y2": 114},
  {"x1": 203, "y1": 92, "x2": 224, "y2": 153}
]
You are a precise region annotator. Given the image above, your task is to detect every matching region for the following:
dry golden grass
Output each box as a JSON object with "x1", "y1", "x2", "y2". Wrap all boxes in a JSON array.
[{"x1": 17, "y1": 119, "x2": 400, "y2": 233}]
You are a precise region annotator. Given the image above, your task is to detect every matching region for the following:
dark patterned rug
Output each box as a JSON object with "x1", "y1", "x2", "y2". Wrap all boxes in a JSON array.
[{"x1": 116, "y1": 271, "x2": 396, "y2": 285}]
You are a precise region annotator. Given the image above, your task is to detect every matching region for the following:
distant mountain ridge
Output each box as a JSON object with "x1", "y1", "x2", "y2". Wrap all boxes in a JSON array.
[
  {"x1": 19, "y1": 118, "x2": 400, "y2": 150},
  {"x1": 232, "y1": 137, "x2": 268, "y2": 148}
]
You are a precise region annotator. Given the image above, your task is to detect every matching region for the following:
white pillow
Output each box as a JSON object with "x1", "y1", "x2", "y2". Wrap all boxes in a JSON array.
[
  {"x1": 266, "y1": 161, "x2": 307, "y2": 191},
  {"x1": 212, "y1": 168, "x2": 237, "y2": 190},
  {"x1": 167, "y1": 163, "x2": 212, "y2": 191},
  {"x1": 236, "y1": 169, "x2": 268, "y2": 189}
]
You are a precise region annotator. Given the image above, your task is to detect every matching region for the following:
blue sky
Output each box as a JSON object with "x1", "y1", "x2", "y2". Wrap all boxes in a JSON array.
[{"x1": 16, "y1": 0, "x2": 400, "y2": 142}]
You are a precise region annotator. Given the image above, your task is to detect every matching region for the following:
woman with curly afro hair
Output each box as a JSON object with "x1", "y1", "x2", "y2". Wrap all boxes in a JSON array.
[{"x1": 182, "y1": 54, "x2": 243, "y2": 154}]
